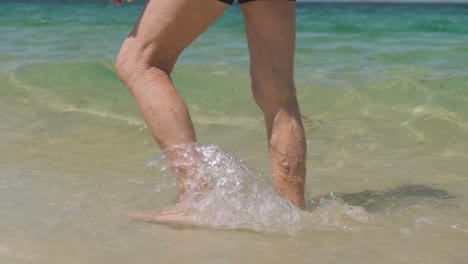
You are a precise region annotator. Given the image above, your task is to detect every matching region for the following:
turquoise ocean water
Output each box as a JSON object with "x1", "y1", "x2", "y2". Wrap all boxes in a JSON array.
[{"x1": 1, "y1": 1, "x2": 468, "y2": 263}]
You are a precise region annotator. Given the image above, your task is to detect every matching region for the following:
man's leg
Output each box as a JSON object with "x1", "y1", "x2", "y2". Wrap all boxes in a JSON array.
[
  {"x1": 115, "y1": 0, "x2": 228, "y2": 200},
  {"x1": 241, "y1": 1, "x2": 307, "y2": 209}
]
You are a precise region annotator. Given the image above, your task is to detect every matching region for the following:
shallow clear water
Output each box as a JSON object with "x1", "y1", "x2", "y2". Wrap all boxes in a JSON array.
[{"x1": 1, "y1": 1, "x2": 468, "y2": 263}]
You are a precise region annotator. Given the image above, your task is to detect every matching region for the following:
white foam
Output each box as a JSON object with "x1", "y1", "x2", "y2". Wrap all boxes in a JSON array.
[{"x1": 146, "y1": 143, "x2": 305, "y2": 234}]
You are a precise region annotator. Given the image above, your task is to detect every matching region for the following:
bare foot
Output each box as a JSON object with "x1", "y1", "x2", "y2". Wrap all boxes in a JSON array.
[{"x1": 129, "y1": 204, "x2": 195, "y2": 224}]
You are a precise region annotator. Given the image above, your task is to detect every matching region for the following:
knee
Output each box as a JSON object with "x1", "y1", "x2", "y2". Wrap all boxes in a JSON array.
[
  {"x1": 115, "y1": 43, "x2": 146, "y2": 90},
  {"x1": 115, "y1": 50, "x2": 134, "y2": 88},
  {"x1": 251, "y1": 76, "x2": 297, "y2": 113},
  {"x1": 115, "y1": 42, "x2": 174, "y2": 93}
]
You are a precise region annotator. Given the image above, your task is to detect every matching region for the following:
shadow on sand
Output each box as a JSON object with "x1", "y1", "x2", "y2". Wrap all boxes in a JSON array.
[{"x1": 308, "y1": 184, "x2": 456, "y2": 213}]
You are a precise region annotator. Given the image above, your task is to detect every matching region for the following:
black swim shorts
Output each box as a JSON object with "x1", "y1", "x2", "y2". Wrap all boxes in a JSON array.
[
  {"x1": 218, "y1": 0, "x2": 253, "y2": 4},
  {"x1": 218, "y1": 0, "x2": 295, "y2": 4}
]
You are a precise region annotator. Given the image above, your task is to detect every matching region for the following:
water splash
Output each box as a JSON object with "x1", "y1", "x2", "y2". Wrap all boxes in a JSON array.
[
  {"x1": 141, "y1": 143, "x2": 384, "y2": 234},
  {"x1": 305, "y1": 193, "x2": 378, "y2": 230},
  {"x1": 145, "y1": 143, "x2": 305, "y2": 234}
]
